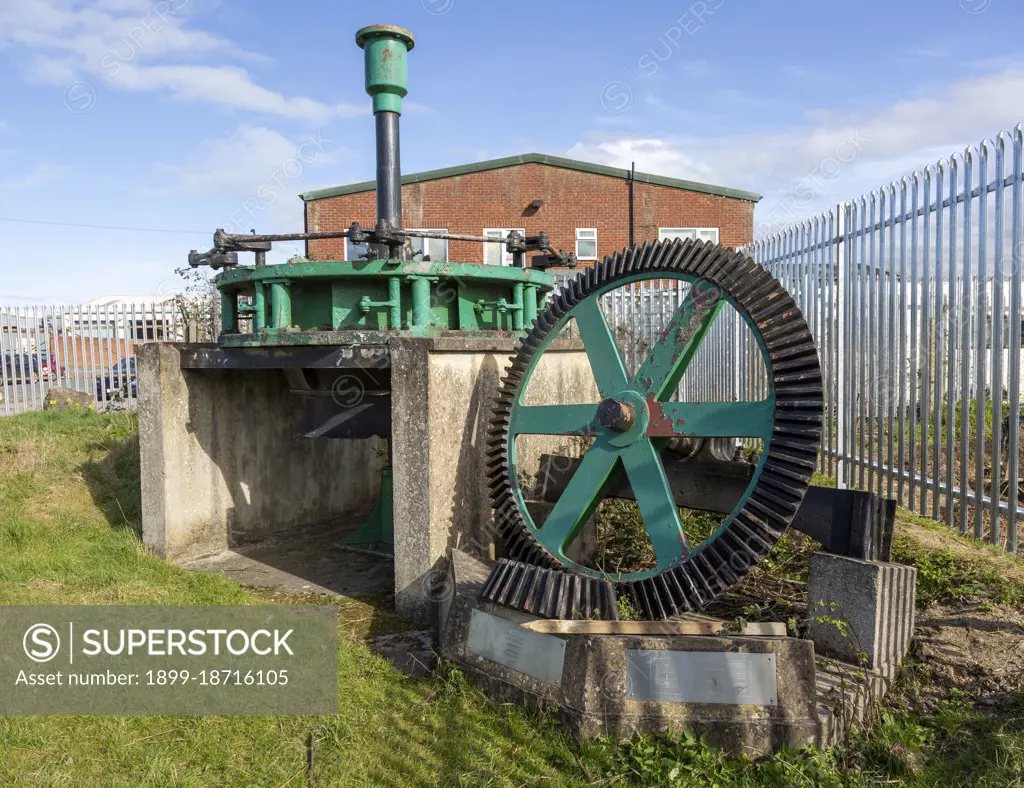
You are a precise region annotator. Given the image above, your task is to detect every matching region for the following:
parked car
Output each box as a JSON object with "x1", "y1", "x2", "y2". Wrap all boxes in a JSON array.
[
  {"x1": 3, "y1": 353, "x2": 38, "y2": 383},
  {"x1": 37, "y1": 353, "x2": 62, "y2": 381},
  {"x1": 95, "y1": 357, "x2": 138, "y2": 401}
]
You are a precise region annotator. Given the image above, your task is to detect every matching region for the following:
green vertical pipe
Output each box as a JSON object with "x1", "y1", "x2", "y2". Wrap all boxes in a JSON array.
[
  {"x1": 410, "y1": 276, "x2": 431, "y2": 329},
  {"x1": 270, "y1": 281, "x2": 291, "y2": 330},
  {"x1": 221, "y1": 292, "x2": 237, "y2": 334},
  {"x1": 388, "y1": 276, "x2": 401, "y2": 329},
  {"x1": 253, "y1": 283, "x2": 266, "y2": 332},
  {"x1": 524, "y1": 285, "x2": 539, "y2": 326},
  {"x1": 355, "y1": 25, "x2": 415, "y2": 115},
  {"x1": 512, "y1": 283, "x2": 524, "y2": 331}
]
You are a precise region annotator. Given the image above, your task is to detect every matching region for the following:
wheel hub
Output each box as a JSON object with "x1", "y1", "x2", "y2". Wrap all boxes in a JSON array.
[
  {"x1": 595, "y1": 398, "x2": 633, "y2": 432},
  {"x1": 599, "y1": 390, "x2": 649, "y2": 447}
]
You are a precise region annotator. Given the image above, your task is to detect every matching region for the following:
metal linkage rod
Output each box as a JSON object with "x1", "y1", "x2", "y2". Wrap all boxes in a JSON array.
[
  {"x1": 211, "y1": 227, "x2": 515, "y2": 249},
  {"x1": 214, "y1": 228, "x2": 351, "y2": 246},
  {"x1": 192, "y1": 226, "x2": 572, "y2": 269}
]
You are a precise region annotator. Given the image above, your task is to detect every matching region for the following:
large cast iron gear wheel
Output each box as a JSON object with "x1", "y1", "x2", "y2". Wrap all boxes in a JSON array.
[{"x1": 485, "y1": 238, "x2": 824, "y2": 620}]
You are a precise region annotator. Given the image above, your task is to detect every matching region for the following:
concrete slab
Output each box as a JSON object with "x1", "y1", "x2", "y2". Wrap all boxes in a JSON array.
[
  {"x1": 182, "y1": 519, "x2": 439, "y2": 676},
  {"x1": 521, "y1": 620, "x2": 789, "y2": 637},
  {"x1": 182, "y1": 517, "x2": 393, "y2": 599}
]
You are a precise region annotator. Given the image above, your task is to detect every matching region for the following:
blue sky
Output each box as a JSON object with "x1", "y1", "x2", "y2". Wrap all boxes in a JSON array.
[{"x1": 0, "y1": 0, "x2": 1022, "y2": 303}]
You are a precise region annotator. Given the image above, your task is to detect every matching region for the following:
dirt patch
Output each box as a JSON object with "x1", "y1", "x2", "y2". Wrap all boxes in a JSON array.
[{"x1": 892, "y1": 601, "x2": 1024, "y2": 714}]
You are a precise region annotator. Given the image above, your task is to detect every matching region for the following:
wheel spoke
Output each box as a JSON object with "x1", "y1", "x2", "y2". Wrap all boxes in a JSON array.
[
  {"x1": 633, "y1": 284, "x2": 724, "y2": 399},
  {"x1": 646, "y1": 399, "x2": 775, "y2": 440},
  {"x1": 511, "y1": 404, "x2": 599, "y2": 436},
  {"x1": 538, "y1": 442, "x2": 620, "y2": 555},
  {"x1": 620, "y1": 439, "x2": 688, "y2": 567},
  {"x1": 573, "y1": 298, "x2": 629, "y2": 397}
]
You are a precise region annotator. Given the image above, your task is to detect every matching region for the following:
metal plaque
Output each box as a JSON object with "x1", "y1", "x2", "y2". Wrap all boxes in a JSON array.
[
  {"x1": 467, "y1": 609, "x2": 566, "y2": 686},
  {"x1": 626, "y1": 649, "x2": 778, "y2": 706}
]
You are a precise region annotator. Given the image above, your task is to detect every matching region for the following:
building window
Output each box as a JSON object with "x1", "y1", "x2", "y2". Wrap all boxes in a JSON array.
[
  {"x1": 407, "y1": 228, "x2": 448, "y2": 262},
  {"x1": 575, "y1": 228, "x2": 597, "y2": 260},
  {"x1": 483, "y1": 228, "x2": 526, "y2": 266},
  {"x1": 658, "y1": 227, "x2": 719, "y2": 244}
]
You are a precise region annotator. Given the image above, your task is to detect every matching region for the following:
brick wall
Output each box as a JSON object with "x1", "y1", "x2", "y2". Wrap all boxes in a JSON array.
[
  {"x1": 305, "y1": 162, "x2": 755, "y2": 265},
  {"x1": 48, "y1": 335, "x2": 136, "y2": 373}
]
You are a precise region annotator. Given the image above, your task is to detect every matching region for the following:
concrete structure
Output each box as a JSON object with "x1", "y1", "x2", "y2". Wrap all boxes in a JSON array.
[
  {"x1": 440, "y1": 546, "x2": 921, "y2": 754},
  {"x1": 440, "y1": 549, "x2": 822, "y2": 756},
  {"x1": 389, "y1": 336, "x2": 596, "y2": 622},
  {"x1": 139, "y1": 337, "x2": 596, "y2": 622},
  {"x1": 807, "y1": 552, "x2": 918, "y2": 675},
  {"x1": 138, "y1": 343, "x2": 386, "y2": 562},
  {"x1": 300, "y1": 154, "x2": 760, "y2": 273}
]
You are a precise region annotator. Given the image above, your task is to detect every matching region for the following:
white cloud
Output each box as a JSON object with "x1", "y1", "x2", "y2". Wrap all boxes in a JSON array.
[
  {"x1": 167, "y1": 124, "x2": 349, "y2": 234},
  {"x1": 0, "y1": 0, "x2": 362, "y2": 120},
  {"x1": 0, "y1": 163, "x2": 69, "y2": 190},
  {"x1": 569, "y1": 68, "x2": 1024, "y2": 236},
  {"x1": 111, "y1": 63, "x2": 363, "y2": 120}
]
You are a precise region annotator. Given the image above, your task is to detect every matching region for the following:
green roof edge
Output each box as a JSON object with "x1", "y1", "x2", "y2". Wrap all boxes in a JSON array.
[{"x1": 299, "y1": 152, "x2": 761, "y2": 203}]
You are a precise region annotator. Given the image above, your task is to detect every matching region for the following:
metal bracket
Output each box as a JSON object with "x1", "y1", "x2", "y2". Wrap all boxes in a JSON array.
[{"x1": 188, "y1": 249, "x2": 239, "y2": 269}]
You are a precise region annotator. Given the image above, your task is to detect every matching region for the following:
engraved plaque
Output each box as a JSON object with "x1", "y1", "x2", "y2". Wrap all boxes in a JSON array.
[
  {"x1": 626, "y1": 649, "x2": 778, "y2": 705},
  {"x1": 467, "y1": 609, "x2": 566, "y2": 686}
]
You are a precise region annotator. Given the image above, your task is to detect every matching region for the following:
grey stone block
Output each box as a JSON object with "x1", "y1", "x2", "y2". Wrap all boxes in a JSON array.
[{"x1": 807, "y1": 552, "x2": 917, "y2": 674}]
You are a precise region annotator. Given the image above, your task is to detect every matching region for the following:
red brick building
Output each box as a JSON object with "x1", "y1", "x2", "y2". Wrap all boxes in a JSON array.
[{"x1": 300, "y1": 153, "x2": 760, "y2": 273}]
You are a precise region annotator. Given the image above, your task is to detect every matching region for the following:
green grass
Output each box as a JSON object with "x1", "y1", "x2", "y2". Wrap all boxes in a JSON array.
[
  {"x1": 1, "y1": 410, "x2": 1023, "y2": 785},
  {"x1": 0, "y1": 411, "x2": 586, "y2": 785},
  {"x1": 892, "y1": 509, "x2": 1024, "y2": 610}
]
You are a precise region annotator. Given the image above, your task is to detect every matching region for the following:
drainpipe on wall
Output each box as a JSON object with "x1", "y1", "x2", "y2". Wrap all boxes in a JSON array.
[{"x1": 628, "y1": 161, "x2": 635, "y2": 246}]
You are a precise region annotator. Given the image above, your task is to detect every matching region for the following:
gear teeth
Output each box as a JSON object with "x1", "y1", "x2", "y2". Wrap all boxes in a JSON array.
[
  {"x1": 479, "y1": 558, "x2": 619, "y2": 620},
  {"x1": 485, "y1": 238, "x2": 823, "y2": 620}
]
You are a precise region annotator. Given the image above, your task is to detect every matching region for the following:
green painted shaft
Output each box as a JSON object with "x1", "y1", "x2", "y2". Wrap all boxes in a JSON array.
[
  {"x1": 253, "y1": 283, "x2": 266, "y2": 332},
  {"x1": 388, "y1": 276, "x2": 401, "y2": 329},
  {"x1": 410, "y1": 276, "x2": 431, "y2": 329},
  {"x1": 355, "y1": 25, "x2": 414, "y2": 115},
  {"x1": 221, "y1": 292, "x2": 237, "y2": 334},
  {"x1": 512, "y1": 283, "x2": 524, "y2": 331},
  {"x1": 341, "y1": 467, "x2": 393, "y2": 545},
  {"x1": 524, "y1": 284, "x2": 539, "y2": 326},
  {"x1": 269, "y1": 281, "x2": 291, "y2": 330}
]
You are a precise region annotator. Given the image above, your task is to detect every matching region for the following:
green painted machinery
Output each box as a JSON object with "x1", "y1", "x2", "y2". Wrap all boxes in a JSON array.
[
  {"x1": 189, "y1": 24, "x2": 556, "y2": 348},
  {"x1": 182, "y1": 24, "x2": 856, "y2": 620},
  {"x1": 214, "y1": 258, "x2": 552, "y2": 347}
]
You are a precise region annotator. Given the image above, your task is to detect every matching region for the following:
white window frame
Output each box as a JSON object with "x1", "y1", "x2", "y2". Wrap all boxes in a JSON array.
[
  {"x1": 658, "y1": 227, "x2": 720, "y2": 243},
  {"x1": 483, "y1": 227, "x2": 526, "y2": 266},
  {"x1": 407, "y1": 228, "x2": 448, "y2": 262},
  {"x1": 575, "y1": 227, "x2": 598, "y2": 260}
]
